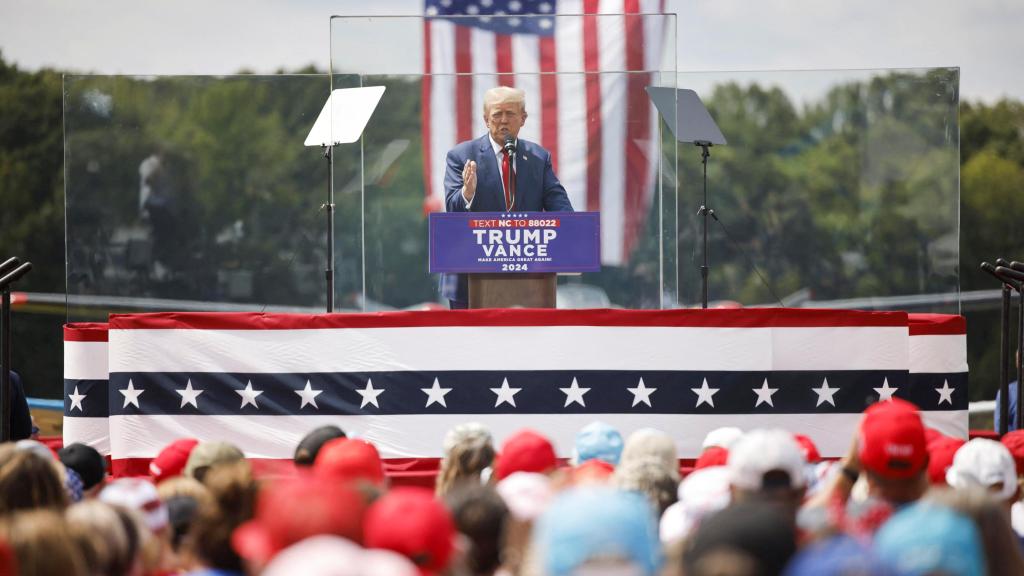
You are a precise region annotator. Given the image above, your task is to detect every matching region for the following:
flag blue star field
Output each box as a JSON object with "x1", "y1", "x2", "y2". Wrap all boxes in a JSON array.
[
  {"x1": 63, "y1": 310, "x2": 968, "y2": 475},
  {"x1": 421, "y1": 0, "x2": 668, "y2": 264}
]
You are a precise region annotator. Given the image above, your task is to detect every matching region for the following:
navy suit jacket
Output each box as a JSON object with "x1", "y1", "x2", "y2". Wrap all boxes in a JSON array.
[{"x1": 442, "y1": 134, "x2": 573, "y2": 302}]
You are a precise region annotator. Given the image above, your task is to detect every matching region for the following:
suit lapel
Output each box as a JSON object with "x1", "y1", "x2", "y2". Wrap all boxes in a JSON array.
[{"x1": 476, "y1": 135, "x2": 503, "y2": 211}]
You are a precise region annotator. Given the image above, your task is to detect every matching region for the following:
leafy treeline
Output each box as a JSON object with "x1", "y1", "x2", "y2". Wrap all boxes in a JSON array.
[{"x1": 2, "y1": 52, "x2": 1024, "y2": 403}]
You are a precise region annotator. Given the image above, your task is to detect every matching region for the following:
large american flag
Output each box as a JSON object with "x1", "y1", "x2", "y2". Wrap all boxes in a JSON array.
[
  {"x1": 422, "y1": 0, "x2": 667, "y2": 264},
  {"x1": 63, "y1": 310, "x2": 968, "y2": 477}
]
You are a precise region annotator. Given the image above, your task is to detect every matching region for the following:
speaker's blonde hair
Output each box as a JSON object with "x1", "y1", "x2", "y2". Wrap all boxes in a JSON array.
[{"x1": 483, "y1": 86, "x2": 527, "y2": 115}]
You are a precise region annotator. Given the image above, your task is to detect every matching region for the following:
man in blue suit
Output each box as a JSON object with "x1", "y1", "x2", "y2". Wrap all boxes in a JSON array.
[{"x1": 442, "y1": 86, "x2": 574, "y2": 308}]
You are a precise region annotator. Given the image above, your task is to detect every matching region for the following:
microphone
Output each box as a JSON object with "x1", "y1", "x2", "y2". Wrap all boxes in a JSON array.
[
  {"x1": 997, "y1": 266, "x2": 1024, "y2": 284},
  {"x1": 503, "y1": 134, "x2": 516, "y2": 156},
  {"x1": 0, "y1": 262, "x2": 31, "y2": 290},
  {"x1": 983, "y1": 262, "x2": 1021, "y2": 289},
  {"x1": 1011, "y1": 261, "x2": 1024, "y2": 273}
]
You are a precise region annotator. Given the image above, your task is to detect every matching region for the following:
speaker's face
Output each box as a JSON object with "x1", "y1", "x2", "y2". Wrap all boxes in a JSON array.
[{"x1": 484, "y1": 100, "x2": 527, "y2": 144}]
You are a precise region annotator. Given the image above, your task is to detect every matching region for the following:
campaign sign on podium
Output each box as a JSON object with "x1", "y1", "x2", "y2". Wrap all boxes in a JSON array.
[{"x1": 429, "y1": 212, "x2": 601, "y2": 273}]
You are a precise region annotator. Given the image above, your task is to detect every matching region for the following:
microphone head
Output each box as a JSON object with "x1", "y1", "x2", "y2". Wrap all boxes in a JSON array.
[{"x1": 503, "y1": 134, "x2": 516, "y2": 154}]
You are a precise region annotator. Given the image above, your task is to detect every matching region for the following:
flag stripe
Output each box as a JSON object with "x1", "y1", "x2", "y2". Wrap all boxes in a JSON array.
[
  {"x1": 108, "y1": 309, "x2": 911, "y2": 330},
  {"x1": 108, "y1": 326, "x2": 910, "y2": 374},
  {"x1": 623, "y1": 2, "x2": 650, "y2": 257},
  {"x1": 430, "y1": 22, "x2": 457, "y2": 206},
  {"x1": 107, "y1": 411, "x2": 966, "y2": 460},
  {"x1": 103, "y1": 369, "x2": 965, "y2": 417},
  {"x1": 496, "y1": 34, "x2": 514, "y2": 85},
  {"x1": 422, "y1": 19, "x2": 435, "y2": 203},
  {"x1": 909, "y1": 334, "x2": 969, "y2": 373},
  {"x1": 455, "y1": 24, "x2": 474, "y2": 142},
  {"x1": 583, "y1": 2, "x2": 602, "y2": 212},
  {"x1": 65, "y1": 341, "x2": 109, "y2": 380},
  {"x1": 539, "y1": 36, "x2": 559, "y2": 170}
]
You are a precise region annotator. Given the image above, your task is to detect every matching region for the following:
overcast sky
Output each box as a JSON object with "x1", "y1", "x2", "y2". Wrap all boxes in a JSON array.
[{"x1": 1, "y1": 0, "x2": 1021, "y2": 103}]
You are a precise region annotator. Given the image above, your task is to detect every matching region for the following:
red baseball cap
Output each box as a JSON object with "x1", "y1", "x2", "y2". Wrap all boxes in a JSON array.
[
  {"x1": 495, "y1": 430, "x2": 557, "y2": 480},
  {"x1": 694, "y1": 446, "x2": 729, "y2": 470},
  {"x1": 364, "y1": 487, "x2": 456, "y2": 576},
  {"x1": 232, "y1": 476, "x2": 366, "y2": 565},
  {"x1": 858, "y1": 398, "x2": 928, "y2": 479},
  {"x1": 571, "y1": 458, "x2": 615, "y2": 484},
  {"x1": 924, "y1": 427, "x2": 944, "y2": 446},
  {"x1": 792, "y1": 434, "x2": 821, "y2": 464},
  {"x1": 927, "y1": 436, "x2": 966, "y2": 485},
  {"x1": 149, "y1": 438, "x2": 199, "y2": 484},
  {"x1": 1001, "y1": 430, "x2": 1024, "y2": 476},
  {"x1": 314, "y1": 438, "x2": 386, "y2": 487}
]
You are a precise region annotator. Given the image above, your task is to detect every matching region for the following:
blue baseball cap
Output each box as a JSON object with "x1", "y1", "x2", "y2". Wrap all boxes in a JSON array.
[
  {"x1": 533, "y1": 487, "x2": 661, "y2": 575},
  {"x1": 574, "y1": 421, "x2": 624, "y2": 466},
  {"x1": 873, "y1": 503, "x2": 984, "y2": 576}
]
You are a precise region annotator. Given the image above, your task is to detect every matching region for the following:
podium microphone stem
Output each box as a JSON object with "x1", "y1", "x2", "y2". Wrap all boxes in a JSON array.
[
  {"x1": 324, "y1": 146, "x2": 335, "y2": 313},
  {"x1": 697, "y1": 141, "x2": 712, "y2": 309}
]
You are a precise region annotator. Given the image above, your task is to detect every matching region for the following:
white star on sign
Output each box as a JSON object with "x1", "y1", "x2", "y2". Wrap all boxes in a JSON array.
[
  {"x1": 236, "y1": 380, "x2": 263, "y2": 409},
  {"x1": 752, "y1": 379, "x2": 778, "y2": 408},
  {"x1": 627, "y1": 377, "x2": 657, "y2": 407},
  {"x1": 357, "y1": 378, "x2": 385, "y2": 409},
  {"x1": 176, "y1": 379, "x2": 204, "y2": 409},
  {"x1": 874, "y1": 378, "x2": 899, "y2": 402},
  {"x1": 422, "y1": 378, "x2": 453, "y2": 408},
  {"x1": 119, "y1": 379, "x2": 144, "y2": 409},
  {"x1": 68, "y1": 386, "x2": 86, "y2": 412},
  {"x1": 295, "y1": 380, "x2": 323, "y2": 410},
  {"x1": 812, "y1": 378, "x2": 839, "y2": 407},
  {"x1": 936, "y1": 380, "x2": 955, "y2": 405},
  {"x1": 560, "y1": 378, "x2": 590, "y2": 408},
  {"x1": 491, "y1": 378, "x2": 522, "y2": 408},
  {"x1": 692, "y1": 378, "x2": 720, "y2": 408}
]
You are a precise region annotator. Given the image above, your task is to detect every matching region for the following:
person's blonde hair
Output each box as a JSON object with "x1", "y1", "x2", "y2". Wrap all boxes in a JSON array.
[
  {"x1": 621, "y1": 428, "x2": 680, "y2": 481},
  {"x1": 612, "y1": 457, "x2": 679, "y2": 517},
  {"x1": 483, "y1": 86, "x2": 527, "y2": 115},
  {"x1": 185, "y1": 460, "x2": 258, "y2": 572},
  {"x1": 66, "y1": 500, "x2": 134, "y2": 576},
  {"x1": 157, "y1": 475, "x2": 214, "y2": 510},
  {"x1": 0, "y1": 444, "x2": 68, "y2": 515},
  {"x1": 0, "y1": 510, "x2": 88, "y2": 576},
  {"x1": 436, "y1": 423, "x2": 496, "y2": 497}
]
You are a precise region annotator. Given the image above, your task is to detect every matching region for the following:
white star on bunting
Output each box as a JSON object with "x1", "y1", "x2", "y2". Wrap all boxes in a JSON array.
[
  {"x1": 491, "y1": 378, "x2": 522, "y2": 408},
  {"x1": 812, "y1": 378, "x2": 839, "y2": 407},
  {"x1": 936, "y1": 380, "x2": 955, "y2": 405},
  {"x1": 357, "y1": 378, "x2": 385, "y2": 409},
  {"x1": 627, "y1": 378, "x2": 657, "y2": 408},
  {"x1": 235, "y1": 381, "x2": 263, "y2": 409},
  {"x1": 560, "y1": 378, "x2": 590, "y2": 408},
  {"x1": 752, "y1": 379, "x2": 778, "y2": 408},
  {"x1": 68, "y1": 386, "x2": 86, "y2": 412},
  {"x1": 119, "y1": 379, "x2": 144, "y2": 409},
  {"x1": 422, "y1": 378, "x2": 453, "y2": 408},
  {"x1": 692, "y1": 378, "x2": 720, "y2": 408},
  {"x1": 176, "y1": 379, "x2": 204, "y2": 409},
  {"x1": 295, "y1": 380, "x2": 323, "y2": 410},
  {"x1": 874, "y1": 378, "x2": 899, "y2": 402}
]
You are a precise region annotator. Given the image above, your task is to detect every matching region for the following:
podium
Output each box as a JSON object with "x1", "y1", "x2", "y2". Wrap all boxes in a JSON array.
[
  {"x1": 468, "y1": 273, "x2": 556, "y2": 309},
  {"x1": 429, "y1": 212, "x2": 601, "y2": 309}
]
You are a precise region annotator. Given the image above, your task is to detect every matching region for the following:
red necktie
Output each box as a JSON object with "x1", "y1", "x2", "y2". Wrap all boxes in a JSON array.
[{"x1": 501, "y1": 152, "x2": 512, "y2": 211}]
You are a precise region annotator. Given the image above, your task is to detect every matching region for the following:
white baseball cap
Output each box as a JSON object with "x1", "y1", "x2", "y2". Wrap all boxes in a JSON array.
[
  {"x1": 946, "y1": 438, "x2": 1018, "y2": 502},
  {"x1": 727, "y1": 429, "x2": 807, "y2": 491},
  {"x1": 100, "y1": 477, "x2": 169, "y2": 532},
  {"x1": 701, "y1": 427, "x2": 743, "y2": 450}
]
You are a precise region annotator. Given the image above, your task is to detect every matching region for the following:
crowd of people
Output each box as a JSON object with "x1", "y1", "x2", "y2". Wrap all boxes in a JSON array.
[{"x1": 1, "y1": 398, "x2": 1023, "y2": 575}]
